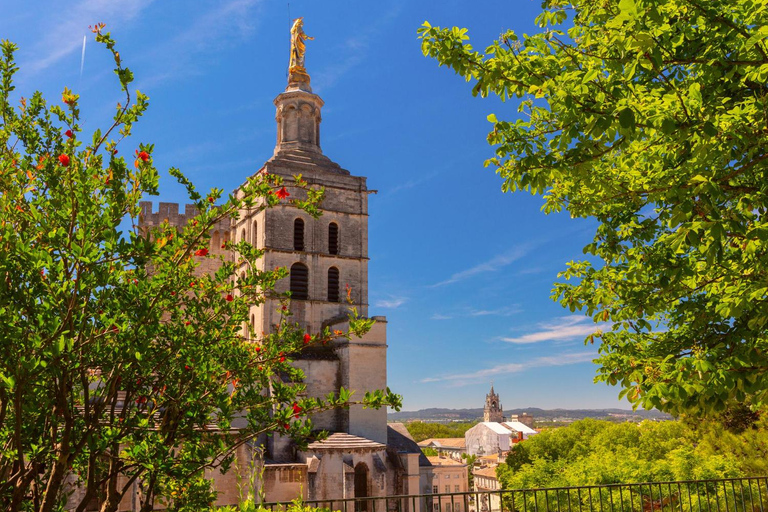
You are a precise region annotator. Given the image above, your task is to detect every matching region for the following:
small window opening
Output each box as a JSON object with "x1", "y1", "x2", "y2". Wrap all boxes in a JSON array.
[
  {"x1": 294, "y1": 218, "x2": 305, "y2": 251},
  {"x1": 327, "y1": 267, "x2": 340, "y2": 302},
  {"x1": 328, "y1": 222, "x2": 339, "y2": 255},
  {"x1": 290, "y1": 263, "x2": 309, "y2": 300}
]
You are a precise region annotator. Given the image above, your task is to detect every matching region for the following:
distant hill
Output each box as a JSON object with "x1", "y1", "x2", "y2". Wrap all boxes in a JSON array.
[{"x1": 387, "y1": 407, "x2": 671, "y2": 422}]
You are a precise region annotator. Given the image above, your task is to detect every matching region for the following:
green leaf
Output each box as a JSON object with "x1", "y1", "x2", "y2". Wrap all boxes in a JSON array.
[{"x1": 618, "y1": 108, "x2": 635, "y2": 129}]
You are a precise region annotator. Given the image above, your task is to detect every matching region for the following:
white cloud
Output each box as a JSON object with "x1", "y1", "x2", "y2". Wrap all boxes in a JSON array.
[
  {"x1": 430, "y1": 304, "x2": 520, "y2": 321},
  {"x1": 421, "y1": 352, "x2": 596, "y2": 384},
  {"x1": 431, "y1": 245, "x2": 532, "y2": 287},
  {"x1": 500, "y1": 316, "x2": 603, "y2": 344},
  {"x1": 374, "y1": 296, "x2": 407, "y2": 309},
  {"x1": 469, "y1": 305, "x2": 522, "y2": 317}
]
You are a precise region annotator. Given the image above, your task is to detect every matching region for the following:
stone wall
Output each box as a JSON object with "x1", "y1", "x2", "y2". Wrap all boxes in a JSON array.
[{"x1": 139, "y1": 201, "x2": 233, "y2": 277}]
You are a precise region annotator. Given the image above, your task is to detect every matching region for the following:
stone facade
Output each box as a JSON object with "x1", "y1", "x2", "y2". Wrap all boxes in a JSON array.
[
  {"x1": 135, "y1": 55, "x2": 430, "y2": 510},
  {"x1": 507, "y1": 413, "x2": 535, "y2": 428}
]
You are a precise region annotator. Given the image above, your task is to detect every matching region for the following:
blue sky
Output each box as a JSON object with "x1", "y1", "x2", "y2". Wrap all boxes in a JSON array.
[{"x1": 2, "y1": 0, "x2": 628, "y2": 411}]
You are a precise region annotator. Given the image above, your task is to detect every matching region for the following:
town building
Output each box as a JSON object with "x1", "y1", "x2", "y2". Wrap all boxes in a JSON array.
[
  {"x1": 465, "y1": 422, "x2": 512, "y2": 457},
  {"x1": 428, "y1": 456, "x2": 469, "y2": 512},
  {"x1": 473, "y1": 466, "x2": 501, "y2": 512},
  {"x1": 417, "y1": 438, "x2": 466, "y2": 460},
  {"x1": 139, "y1": 23, "x2": 432, "y2": 509},
  {"x1": 507, "y1": 413, "x2": 535, "y2": 429}
]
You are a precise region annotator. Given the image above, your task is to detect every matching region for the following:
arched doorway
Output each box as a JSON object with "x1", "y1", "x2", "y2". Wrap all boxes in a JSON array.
[{"x1": 354, "y1": 462, "x2": 369, "y2": 512}]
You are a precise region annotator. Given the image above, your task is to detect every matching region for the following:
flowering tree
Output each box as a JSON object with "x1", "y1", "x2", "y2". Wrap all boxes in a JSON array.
[
  {"x1": 0, "y1": 28, "x2": 399, "y2": 512},
  {"x1": 419, "y1": 0, "x2": 768, "y2": 417}
]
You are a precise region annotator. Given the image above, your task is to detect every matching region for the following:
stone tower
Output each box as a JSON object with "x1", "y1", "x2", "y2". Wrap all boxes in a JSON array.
[
  {"x1": 483, "y1": 385, "x2": 503, "y2": 423},
  {"x1": 140, "y1": 25, "x2": 431, "y2": 506},
  {"x1": 231, "y1": 47, "x2": 389, "y2": 457}
]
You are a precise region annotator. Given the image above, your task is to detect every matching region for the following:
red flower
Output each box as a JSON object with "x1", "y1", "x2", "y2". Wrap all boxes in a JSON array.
[
  {"x1": 225, "y1": 294, "x2": 234, "y2": 302},
  {"x1": 275, "y1": 187, "x2": 290, "y2": 199},
  {"x1": 170, "y1": 291, "x2": 176, "y2": 296},
  {"x1": 194, "y1": 248, "x2": 208, "y2": 257},
  {"x1": 58, "y1": 154, "x2": 70, "y2": 166},
  {"x1": 284, "y1": 423, "x2": 290, "y2": 430},
  {"x1": 292, "y1": 402, "x2": 302, "y2": 418},
  {"x1": 185, "y1": 365, "x2": 191, "y2": 371},
  {"x1": 136, "y1": 150, "x2": 150, "y2": 162},
  {"x1": 207, "y1": 196, "x2": 214, "y2": 203},
  {"x1": 185, "y1": 321, "x2": 191, "y2": 326},
  {"x1": 65, "y1": 129, "x2": 73, "y2": 138},
  {"x1": 279, "y1": 352, "x2": 286, "y2": 363},
  {"x1": 303, "y1": 333, "x2": 311, "y2": 344},
  {"x1": 221, "y1": 243, "x2": 226, "y2": 249}
]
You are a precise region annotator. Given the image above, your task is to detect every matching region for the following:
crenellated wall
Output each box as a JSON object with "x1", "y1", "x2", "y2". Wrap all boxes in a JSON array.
[{"x1": 139, "y1": 201, "x2": 233, "y2": 277}]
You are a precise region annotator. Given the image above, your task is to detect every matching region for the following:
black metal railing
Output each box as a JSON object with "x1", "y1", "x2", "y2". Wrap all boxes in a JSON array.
[{"x1": 260, "y1": 476, "x2": 768, "y2": 512}]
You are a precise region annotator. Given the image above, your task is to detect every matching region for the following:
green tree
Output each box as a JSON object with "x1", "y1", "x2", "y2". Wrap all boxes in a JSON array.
[
  {"x1": 0, "y1": 29, "x2": 399, "y2": 512},
  {"x1": 419, "y1": 0, "x2": 768, "y2": 416},
  {"x1": 461, "y1": 453, "x2": 477, "y2": 490},
  {"x1": 405, "y1": 421, "x2": 477, "y2": 442},
  {"x1": 498, "y1": 419, "x2": 749, "y2": 490}
]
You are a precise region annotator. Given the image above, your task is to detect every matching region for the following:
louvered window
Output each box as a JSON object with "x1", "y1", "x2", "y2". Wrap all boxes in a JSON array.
[
  {"x1": 290, "y1": 263, "x2": 309, "y2": 300},
  {"x1": 328, "y1": 222, "x2": 339, "y2": 255},
  {"x1": 294, "y1": 218, "x2": 305, "y2": 251},
  {"x1": 327, "y1": 267, "x2": 340, "y2": 302}
]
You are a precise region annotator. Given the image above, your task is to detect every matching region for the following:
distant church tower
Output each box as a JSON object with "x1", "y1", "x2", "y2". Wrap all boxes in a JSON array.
[{"x1": 483, "y1": 384, "x2": 504, "y2": 422}]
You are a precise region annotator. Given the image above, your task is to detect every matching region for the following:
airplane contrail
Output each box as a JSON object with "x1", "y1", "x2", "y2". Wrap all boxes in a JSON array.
[{"x1": 79, "y1": 35, "x2": 86, "y2": 79}]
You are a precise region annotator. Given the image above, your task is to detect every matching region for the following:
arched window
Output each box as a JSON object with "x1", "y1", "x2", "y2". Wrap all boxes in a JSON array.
[
  {"x1": 354, "y1": 463, "x2": 369, "y2": 512},
  {"x1": 328, "y1": 222, "x2": 339, "y2": 255},
  {"x1": 252, "y1": 220, "x2": 258, "y2": 246},
  {"x1": 241, "y1": 229, "x2": 246, "y2": 243},
  {"x1": 290, "y1": 263, "x2": 309, "y2": 300},
  {"x1": 294, "y1": 218, "x2": 305, "y2": 251},
  {"x1": 327, "y1": 267, "x2": 340, "y2": 303},
  {"x1": 212, "y1": 230, "x2": 220, "y2": 249}
]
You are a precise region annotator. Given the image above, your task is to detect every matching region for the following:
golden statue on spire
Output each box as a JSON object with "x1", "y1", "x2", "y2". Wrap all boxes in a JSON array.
[{"x1": 289, "y1": 17, "x2": 313, "y2": 84}]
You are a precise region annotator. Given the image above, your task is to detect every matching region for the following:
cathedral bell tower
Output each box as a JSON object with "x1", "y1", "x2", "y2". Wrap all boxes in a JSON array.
[
  {"x1": 483, "y1": 385, "x2": 503, "y2": 423},
  {"x1": 232, "y1": 19, "x2": 388, "y2": 450}
]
